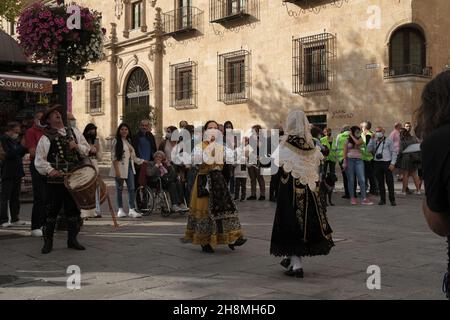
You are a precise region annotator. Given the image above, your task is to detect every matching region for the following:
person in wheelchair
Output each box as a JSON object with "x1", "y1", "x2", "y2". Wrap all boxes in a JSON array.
[{"x1": 146, "y1": 151, "x2": 189, "y2": 213}]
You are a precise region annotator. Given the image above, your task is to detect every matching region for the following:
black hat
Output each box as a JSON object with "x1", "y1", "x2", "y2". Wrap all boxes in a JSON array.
[{"x1": 42, "y1": 104, "x2": 64, "y2": 123}]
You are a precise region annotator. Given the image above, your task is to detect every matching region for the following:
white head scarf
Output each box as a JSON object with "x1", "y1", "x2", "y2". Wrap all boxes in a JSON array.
[{"x1": 272, "y1": 109, "x2": 323, "y2": 186}]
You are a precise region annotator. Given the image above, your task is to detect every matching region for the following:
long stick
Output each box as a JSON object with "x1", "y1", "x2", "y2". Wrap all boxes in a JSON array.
[{"x1": 107, "y1": 194, "x2": 119, "y2": 228}]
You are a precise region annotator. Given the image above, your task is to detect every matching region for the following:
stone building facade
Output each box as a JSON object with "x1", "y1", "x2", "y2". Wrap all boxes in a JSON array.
[{"x1": 20, "y1": 0, "x2": 450, "y2": 142}]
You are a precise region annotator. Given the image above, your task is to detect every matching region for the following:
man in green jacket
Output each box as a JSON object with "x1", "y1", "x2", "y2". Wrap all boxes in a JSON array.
[
  {"x1": 335, "y1": 126, "x2": 352, "y2": 199},
  {"x1": 321, "y1": 128, "x2": 336, "y2": 176},
  {"x1": 361, "y1": 121, "x2": 378, "y2": 195}
]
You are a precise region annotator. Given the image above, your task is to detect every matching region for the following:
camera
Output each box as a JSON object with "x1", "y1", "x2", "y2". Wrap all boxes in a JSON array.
[{"x1": 376, "y1": 153, "x2": 383, "y2": 160}]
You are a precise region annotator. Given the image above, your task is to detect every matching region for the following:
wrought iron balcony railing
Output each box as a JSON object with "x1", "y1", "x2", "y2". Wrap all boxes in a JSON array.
[
  {"x1": 383, "y1": 65, "x2": 432, "y2": 79},
  {"x1": 162, "y1": 6, "x2": 203, "y2": 36},
  {"x1": 210, "y1": 0, "x2": 259, "y2": 24}
]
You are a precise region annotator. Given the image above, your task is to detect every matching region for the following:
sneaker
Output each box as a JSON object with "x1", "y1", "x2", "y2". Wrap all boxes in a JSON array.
[
  {"x1": 31, "y1": 229, "x2": 43, "y2": 237},
  {"x1": 1, "y1": 222, "x2": 12, "y2": 228},
  {"x1": 117, "y1": 208, "x2": 127, "y2": 218},
  {"x1": 415, "y1": 191, "x2": 422, "y2": 195},
  {"x1": 171, "y1": 205, "x2": 182, "y2": 212},
  {"x1": 350, "y1": 198, "x2": 357, "y2": 205},
  {"x1": 361, "y1": 198, "x2": 374, "y2": 205},
  {"x1": 11, "y1": 220, "x2": 26, "y2": 226},
  {"x1": 129, "y1": 209, "x2": 142, "y2": 218},
  {"x1": 399, "y1": 192, "x2": 407, "y2": 196},
  {"x1": 178, "y1": 204, "x2": 189, "y2": 212}
]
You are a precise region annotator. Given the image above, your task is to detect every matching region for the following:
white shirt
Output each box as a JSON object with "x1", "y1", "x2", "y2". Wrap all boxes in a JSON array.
[{"x1": 34, "y1": 127, "x2": 90, "y2": 176}]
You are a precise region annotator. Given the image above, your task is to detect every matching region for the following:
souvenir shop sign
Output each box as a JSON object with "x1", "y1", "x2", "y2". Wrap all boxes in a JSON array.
[{"x1": 0, "y1": 73, "x2": 53, "y2": 93}]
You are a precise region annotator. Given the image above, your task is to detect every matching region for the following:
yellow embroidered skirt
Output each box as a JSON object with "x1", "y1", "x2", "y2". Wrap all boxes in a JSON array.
[{"x1": 184, "y1": 174, "x2": 244, "y2": 246}]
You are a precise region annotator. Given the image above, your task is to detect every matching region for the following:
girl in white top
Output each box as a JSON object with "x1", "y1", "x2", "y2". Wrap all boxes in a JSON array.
[{"x1": 110, "y1": 123, "x2": 146, "y2": 218}]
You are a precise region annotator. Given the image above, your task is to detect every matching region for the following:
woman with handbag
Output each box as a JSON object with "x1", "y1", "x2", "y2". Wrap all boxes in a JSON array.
[
  {"x1": 183, "y1": 120, "x2": 247, "y2": 253},
  {"x1": 397, "y1": 128, "x2": 422, "y2": 195},
  {"x1": 110, "y1": 123, "x2": 147, "y2": 218}
]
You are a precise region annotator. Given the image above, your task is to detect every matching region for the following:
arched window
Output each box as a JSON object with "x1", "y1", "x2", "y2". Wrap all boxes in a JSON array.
[
  {"x1": 124, "y1": 68, "x2": 150, "y2": 129},
  {"x1": 388, "y1": 26, "x2": 428, "y2": 77}
]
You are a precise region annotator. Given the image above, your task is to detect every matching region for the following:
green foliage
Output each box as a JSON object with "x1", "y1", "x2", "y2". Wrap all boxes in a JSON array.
[{"x1": 0, "y1": 0, "x2": 22, "y2": 22}]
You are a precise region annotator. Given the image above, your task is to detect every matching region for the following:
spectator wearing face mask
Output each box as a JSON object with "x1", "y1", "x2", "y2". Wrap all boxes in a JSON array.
[
  {"x1": 368, "y1": 127, "x2": 398, "y2": 206},
  {"x1": 25, "y1": 111, "x2": 47, "y2": 236},
  {"x1": 320, "y1": 127, "x2": 336, "y2": 176},
  {"x1": 159, "y1": 126, "x2": 178, "y2": 163},
  {"x1": 342, "y1": 126, "x2": 374, "y2": 206},
  {"x1": 0, "y1": 122, "x2": 28, "y2": 228}
]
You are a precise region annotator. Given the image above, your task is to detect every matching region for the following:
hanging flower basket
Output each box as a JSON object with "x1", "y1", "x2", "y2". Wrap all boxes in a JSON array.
[{"x1": 17, "y1": 1, "x2": 106, "y2": 78}]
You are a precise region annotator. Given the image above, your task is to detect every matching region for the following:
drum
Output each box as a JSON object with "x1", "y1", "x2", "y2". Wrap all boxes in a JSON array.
[{"x1": 64, "y1": 165, "x2": 107, "y2": 210}]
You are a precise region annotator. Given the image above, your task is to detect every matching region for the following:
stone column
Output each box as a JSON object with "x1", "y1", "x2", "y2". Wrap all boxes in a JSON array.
[
  {"x1": 152, "y1": 7, "x2": 165, "y2": 144},
  {"x1": 109, "y1": 23, "x2": 119, "y2": 138}
]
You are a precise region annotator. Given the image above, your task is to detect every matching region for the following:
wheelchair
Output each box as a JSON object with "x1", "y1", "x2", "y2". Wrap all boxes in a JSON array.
[{"x1": 136, "y1": 177, "x2": 172, "y2": 217}]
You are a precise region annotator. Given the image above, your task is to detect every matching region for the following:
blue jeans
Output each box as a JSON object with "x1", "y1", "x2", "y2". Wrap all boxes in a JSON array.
[
  {"x1": 346, "y1": 158, "x2": 366, "y2": 200},
  {"x1": 115, "y1": 162, "x2": 136, "y2": 209},
  {"x1": 95, "y1": 186, "x2": 101, "y2": 213}
]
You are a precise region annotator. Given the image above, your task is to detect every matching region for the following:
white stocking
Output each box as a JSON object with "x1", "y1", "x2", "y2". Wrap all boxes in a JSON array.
[{"x1": 289, "y1": 255, "x2": 303, "y2": 270}]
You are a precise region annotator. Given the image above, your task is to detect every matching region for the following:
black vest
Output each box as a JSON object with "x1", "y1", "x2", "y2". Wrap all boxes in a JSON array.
[{"x1": 45, "y1": 128, "x2": 82, "y2": 183}]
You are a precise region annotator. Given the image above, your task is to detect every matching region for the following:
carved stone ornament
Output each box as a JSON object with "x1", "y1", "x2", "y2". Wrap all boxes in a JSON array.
[{"x1": 115, "y1": 0, "x2": 124, "y2": 19}]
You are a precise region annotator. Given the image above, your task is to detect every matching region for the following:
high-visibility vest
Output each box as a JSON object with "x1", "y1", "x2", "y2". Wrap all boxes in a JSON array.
[
  {"x1": 361, "y1": 131, "x2": 374, "y2": 161},
  {"x1": 320, "y1": 136, "x2": 337, "y2": 163},
  {"x1": 336, "y1": 131, "x2": 350, "y2": 163}
]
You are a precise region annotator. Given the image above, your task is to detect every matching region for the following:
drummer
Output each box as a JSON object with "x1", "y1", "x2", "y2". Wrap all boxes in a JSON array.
[{"x1": 34, "y1": 104, "x2": 92, "y2": 254}]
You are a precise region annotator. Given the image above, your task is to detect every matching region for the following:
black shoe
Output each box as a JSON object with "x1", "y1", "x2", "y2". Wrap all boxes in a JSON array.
[
  {"x1": 240, "y1": 197, "x2": 245, "y2": 202},
  {"x1": 258, "y1": 196, "x2": 266, "y2": 201},
  {"x1": 41, "y1": 219, "x2": 56, "y2": 254},
  {"x1": 280, "y1": 258, "x2": 291, "y2": 269},
  {"x1": 342, "y1": 195, "x2": 350, "y2": 199},
  {"x1": 201, "y1": 244, "x2": 214, "y2": 253},
  {"x1": 228, "y1": 237, "x2": 247, "y2": 250},
  {"x1": 68, "y1": 238, "x2": 86, "y2": 250},
  {"x1": 378, "y1": 200, "x2": 386, "y2": 205},
  {"x1": 390, "y1": 201, "x2": 397, "y2": 206},
  {"x1": 269, "y1": 197, "x2": 277, "y2": 202},
  {"x1": 285, "y1": 267, "x2": 304, "y2": 278},
  {"x1": 234, "y1": 197, "x2": 239, "y2": 201},
  {"x1": 246, "y1": 196, "x2": 256, "y2": 200},
  {"x1": 67, "y1": 218, "x2": 85, "y2": 251}
]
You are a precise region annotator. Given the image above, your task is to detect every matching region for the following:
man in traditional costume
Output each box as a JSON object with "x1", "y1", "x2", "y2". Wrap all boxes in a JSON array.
[
  {"x1": 35, "y1": 105, "x2": 91, "y2": 254},
  {"x1": 270, "y1": 110, "x2": 334, "y2": 278}
]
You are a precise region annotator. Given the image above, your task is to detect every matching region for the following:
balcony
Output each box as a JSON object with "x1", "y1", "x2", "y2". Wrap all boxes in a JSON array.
[
  {"x1": 383, "y1": 65, "x2": 432, "y2": 79},
  {"x1": 210, "y1": 0, "x2": 260, "y2": 24},
  {"x1": 162, "y1": 6, "x2": 204, "y2": 37}
]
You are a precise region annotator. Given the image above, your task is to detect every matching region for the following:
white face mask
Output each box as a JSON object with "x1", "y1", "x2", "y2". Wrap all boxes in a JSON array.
[
  {"x1": 376, "y1": 132, "x2": 384, "y2": 139},
  {"x1": 69, "y1": 120, "x2": 77, "y2": 128}
]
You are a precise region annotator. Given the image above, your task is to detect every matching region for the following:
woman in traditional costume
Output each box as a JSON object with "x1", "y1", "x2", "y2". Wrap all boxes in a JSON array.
[
  {"x1": 270, "y1": 110, "x2": 334, "y2": 278},
  {"x1": 184, "y1": 120, "x2": 247, "y2": 253}
]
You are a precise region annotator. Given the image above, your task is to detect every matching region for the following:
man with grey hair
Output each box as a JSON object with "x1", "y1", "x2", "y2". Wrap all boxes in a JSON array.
[{"x1": 132, "y1": 119, "x2": 157, "y2": 162}]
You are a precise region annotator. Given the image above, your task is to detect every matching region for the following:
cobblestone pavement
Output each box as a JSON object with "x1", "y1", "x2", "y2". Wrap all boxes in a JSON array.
[{"x1": 0, "y1": 180, "x2": 447, "y2": 300}]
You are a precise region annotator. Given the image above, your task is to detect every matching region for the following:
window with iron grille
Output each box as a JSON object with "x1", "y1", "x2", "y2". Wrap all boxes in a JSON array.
[
  {"x1": 85, "y1": 78, "x2": 104, "y2": 115},
  {"x1": 384, "y1": 26, "x2": 431, "y2": 78},
  {"x1": 293, "y1": 33, "x2": 336, "y2": 95},
  {"x1": 132, "y1": 1, "x2": 143, "y2": 30},
  {"x1": 218, "y1": 50, "x2": 251, "y2": 104},
  {"x1": 170, "y1": 61, "x2": 197, "y2": 109},
  {"x1": 210, "y1": 0, "x2": 259, "y2": 23}
]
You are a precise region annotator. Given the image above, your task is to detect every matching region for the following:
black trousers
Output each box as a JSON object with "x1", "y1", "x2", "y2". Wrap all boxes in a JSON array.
[
  {"x1": 0, "y1": 178, "x2": 22, "y2": 224},
  {"x1": 339, "y1": 161, "x2": 357, "y2": 197},
  {"x1": 235, "y1": 178, "x2": 247, "y2": 199},
  {"x1": 45, "y1": 183, "x2": 80, "y2": 222},
  {"x1": 323, "y1": 160, "x2": 336, "y2": 176},
  {"x1": 30, "y1": 163, "x2": 46, "y2": 230},
  {"x1": 364, "y1": 160, "x2": 378, "y2": 194},
  {"x1": 374, "y1": 161, "x2": 395, "y2": 202}
]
